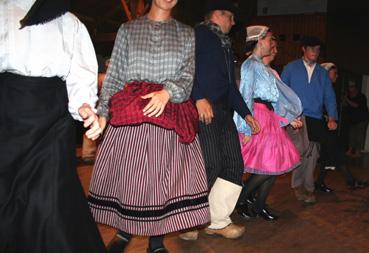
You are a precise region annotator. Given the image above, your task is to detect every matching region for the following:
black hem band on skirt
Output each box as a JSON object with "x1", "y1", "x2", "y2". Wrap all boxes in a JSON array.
[{"x1": 88, "y1": 123, "x2": 210, "y2": 236}]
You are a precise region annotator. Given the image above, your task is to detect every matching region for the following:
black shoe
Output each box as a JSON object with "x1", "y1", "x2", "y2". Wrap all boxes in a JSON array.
[
  {"x1": 349, "y1": 180, "x2": 369, "y2": 190},
  {"x1": 147, "y1": 247, "x2": 168, "y2": 253},
  {"x1": 258, "y1": 208, "x2": 278, "y2": 221},
  {"x1": 77, "y1": 156, "x2": 95, "y2": 165},
  {"x1": 315, "y1": 183, "x2": 333, "y2": 193},
  {"x1": 107, "y1": 235, "x2": 129, "y2": 253},
  {"x1": 238, "y1": 200, "x2": 257, "y2": 220}
]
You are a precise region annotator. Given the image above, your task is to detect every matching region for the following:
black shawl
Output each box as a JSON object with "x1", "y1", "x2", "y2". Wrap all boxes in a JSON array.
[{"x1": 20, "y1": 0, "x2": 70, "y2": 28}]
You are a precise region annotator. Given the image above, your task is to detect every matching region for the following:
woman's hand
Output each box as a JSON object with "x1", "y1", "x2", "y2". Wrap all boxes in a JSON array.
[
  {"x1": 141, "y1": 89, "x2": 170, "y2": 117},
  {"x1": 290, "y1": 117, "x2": 303, "y2": 129},
  {"x1": 78, "y1": 103, "x2": 104, "y2": 140},
  {"x1": 245, "y1": 114, "x2": 261, "y2": 134},
  {"x1": 97, "y1": 117, "x2": 107, "y2": 132},
  {"x1": 242, "y1": 135, "x2": 251, "y2": 145}
]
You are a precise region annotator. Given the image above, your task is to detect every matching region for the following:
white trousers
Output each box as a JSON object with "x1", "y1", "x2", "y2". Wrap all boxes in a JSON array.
[{"x1": 208, "y1": 177, "x2": 242, "y2": 229}]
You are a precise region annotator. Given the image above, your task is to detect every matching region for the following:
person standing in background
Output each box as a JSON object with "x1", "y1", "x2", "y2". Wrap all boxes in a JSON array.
[
  {"x1": 315, "y1": 63, "x2": 368, "y2": 191},
  {"x1": 344, "y1": 82, "x2": 369, "y2": 158}
]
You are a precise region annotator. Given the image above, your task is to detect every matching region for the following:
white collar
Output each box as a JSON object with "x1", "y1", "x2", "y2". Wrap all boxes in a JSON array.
[{"x1": 302, "y1": 59, "x2": 316, "y2": 69}]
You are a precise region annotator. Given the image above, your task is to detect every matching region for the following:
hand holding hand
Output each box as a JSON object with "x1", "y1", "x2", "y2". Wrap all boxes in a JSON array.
[
  {"x1": 291, "y1": 117, "x2": 303, "y2": 129},
  {"x1": 242, "y1": 135, "x2": 251, "y2": 145},
  {"x1": 78, "y1": 103, "x2": 103, "y2": 140},
  {"x1": 245, "y1": 114, "x2": 260, "y2": 134}
]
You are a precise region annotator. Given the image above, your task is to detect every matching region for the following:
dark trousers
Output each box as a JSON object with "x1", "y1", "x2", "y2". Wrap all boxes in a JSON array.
[
  {"x1": 239, "y1": 174, "x2": 276, "y2": 213},
  {"x1": 198, "y1": 106, "x2": 244, "y2": 188},
  {"x1": 318, "y1": 129, "x2": 355, "y2": 185}
]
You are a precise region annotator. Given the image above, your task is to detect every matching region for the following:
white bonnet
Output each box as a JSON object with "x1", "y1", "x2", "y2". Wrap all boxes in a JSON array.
[
  {"x1": 246, "y1": 25, "x2": 269, "y2": 42},
  {"x1": 321, "y1": 62, "x2": 336, "y2": 71}
]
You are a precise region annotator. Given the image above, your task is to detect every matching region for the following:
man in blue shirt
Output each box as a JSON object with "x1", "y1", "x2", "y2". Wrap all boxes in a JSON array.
[{"x1": 282, "y1": 36, "x2": 337, "y2": 204}]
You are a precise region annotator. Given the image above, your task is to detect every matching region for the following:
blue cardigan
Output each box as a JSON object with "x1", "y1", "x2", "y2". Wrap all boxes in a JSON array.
[
  {"x1": 191, "y1": 24, "x2": 251, "y2": 118},
  {"x1": 281, "y1": 59, "x2": 337, "y2": 120}
]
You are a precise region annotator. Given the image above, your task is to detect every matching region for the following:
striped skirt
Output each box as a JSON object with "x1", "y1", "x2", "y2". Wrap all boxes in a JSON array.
[{"x1": 88, "y1": 123, "x2": 209, "y2": 236}]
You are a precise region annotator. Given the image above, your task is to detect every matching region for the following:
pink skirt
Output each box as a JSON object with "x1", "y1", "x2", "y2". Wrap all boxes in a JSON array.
[{"x1": 239, "y1": 103, "x2": 300, "y2": 175}]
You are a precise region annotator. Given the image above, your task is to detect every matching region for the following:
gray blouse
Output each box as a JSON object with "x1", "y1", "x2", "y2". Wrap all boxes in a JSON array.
[{"x1": 97, "y1": 15, "x2": 195, "y2": 118}]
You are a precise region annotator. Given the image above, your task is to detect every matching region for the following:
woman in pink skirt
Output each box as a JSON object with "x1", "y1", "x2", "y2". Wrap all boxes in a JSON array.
[
  {"x1": 233, "y1": 26, "x2": 303, "y2": 221},
  {"x1": 87, "y1": 1, "x2": 209, "y2": 252}
]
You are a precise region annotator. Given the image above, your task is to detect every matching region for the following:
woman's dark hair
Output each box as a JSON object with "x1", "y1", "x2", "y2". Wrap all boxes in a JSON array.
[
  {"x1": 329, "y1": 65, "x2": 337, "y2": 71},
  {"x1": 245, "y1": 40, "x2": 258, "y2": 55}
]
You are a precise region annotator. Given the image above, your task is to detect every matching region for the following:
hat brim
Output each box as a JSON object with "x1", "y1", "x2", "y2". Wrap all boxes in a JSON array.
[
  {"x1": 301, "y1": 36, "x2": 323, "y2": 47},
  {"x1": 205, "y1": 2, "x2": 239, "y2": 17}
]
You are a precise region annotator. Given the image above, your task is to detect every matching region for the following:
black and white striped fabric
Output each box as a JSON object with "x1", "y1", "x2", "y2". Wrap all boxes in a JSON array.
[
  {"x1": 198, "y1": 106, "x2": 244, "y2": 188},
  {"x1": 88, "y1": 123, "x2": 209, "y2": 236}
]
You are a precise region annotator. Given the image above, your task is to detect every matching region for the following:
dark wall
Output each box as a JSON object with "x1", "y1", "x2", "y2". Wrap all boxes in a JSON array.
[
  {"x1": 326, "y1": 0, "x2": 369, "y2": 75},
  {"x1": 71, "y1": 0, "x2": 257, "y2": 59}
]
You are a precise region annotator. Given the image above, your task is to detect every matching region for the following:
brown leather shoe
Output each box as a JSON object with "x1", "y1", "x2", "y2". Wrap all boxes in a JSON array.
[
  {"x1": 303, "y1": 192, "x2": 317, "y2": 204},
  {"x1": 205, "y1": 224, "x2": 245, "y2": 239},
  {"x1": 178, "y1": 230, "x2": 199, "y2": 241}
]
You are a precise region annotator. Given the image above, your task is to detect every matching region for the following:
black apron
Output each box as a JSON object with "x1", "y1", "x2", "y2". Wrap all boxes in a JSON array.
[{"x1": 0, "y1": 73, "x2": 106, "y2": 253}]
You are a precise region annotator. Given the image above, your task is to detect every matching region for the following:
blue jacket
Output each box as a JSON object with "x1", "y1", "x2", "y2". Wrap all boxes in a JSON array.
[
  {"x1": 281, "y1": 59, "x2": 337, "y2": 120},
  {"x1": 191, "y1": 24, "x2": 250, "y2": 118}
]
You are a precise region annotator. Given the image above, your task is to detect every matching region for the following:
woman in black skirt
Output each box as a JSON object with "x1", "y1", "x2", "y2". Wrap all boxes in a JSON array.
[{"x1": 0, "y1": 0, "x2": 106, "y2": 253}]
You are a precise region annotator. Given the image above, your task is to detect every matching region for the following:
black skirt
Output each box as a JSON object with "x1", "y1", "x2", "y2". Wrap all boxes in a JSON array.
[{"x1": 0, "y1": 73, "x2": 106, "y2": 253}]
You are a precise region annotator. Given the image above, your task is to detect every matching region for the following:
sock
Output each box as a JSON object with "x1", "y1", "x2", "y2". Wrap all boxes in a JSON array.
[
  {"x1": 116, "y1": 230, "x2": 132, "y2": 242},
  {"x1": 149, "y1": 235, "x2": 165, "y2": 250}
]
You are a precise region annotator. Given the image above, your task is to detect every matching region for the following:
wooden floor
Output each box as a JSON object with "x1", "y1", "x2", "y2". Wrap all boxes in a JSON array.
[{"x1": 77, "y1": 151, "x2": 369, "y2": 253}]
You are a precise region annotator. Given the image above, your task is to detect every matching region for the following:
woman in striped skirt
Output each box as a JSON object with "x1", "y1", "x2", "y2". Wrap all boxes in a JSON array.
[{"x1": 87, "y1": 0, "x2": 209, "y2": 252}]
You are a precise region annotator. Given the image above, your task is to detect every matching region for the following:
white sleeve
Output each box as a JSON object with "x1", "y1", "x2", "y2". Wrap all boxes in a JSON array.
[{"x1": 65, "y1": 19, "x2": 98, "y2": 121}]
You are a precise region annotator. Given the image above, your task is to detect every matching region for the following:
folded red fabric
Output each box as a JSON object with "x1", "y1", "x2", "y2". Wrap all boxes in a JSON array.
[{"x1": 110, "y1": 81, "x2": 198, "y2": 143}]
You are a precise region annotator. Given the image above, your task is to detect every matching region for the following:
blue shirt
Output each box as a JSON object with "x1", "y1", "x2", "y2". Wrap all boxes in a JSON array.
[
  {"x1": 281, "y1": 59, "x2": 338, "y2": 120},
  {"x1": 234, "y1": 55, "x2": 302, "y2": 136}
]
